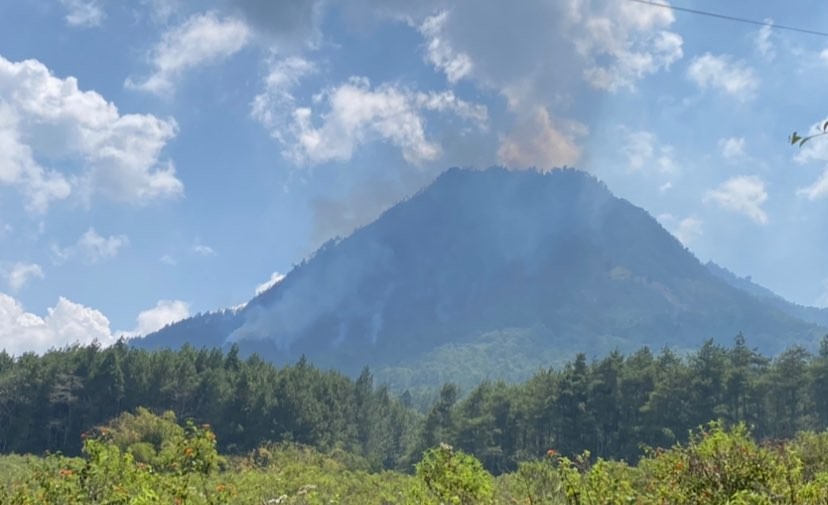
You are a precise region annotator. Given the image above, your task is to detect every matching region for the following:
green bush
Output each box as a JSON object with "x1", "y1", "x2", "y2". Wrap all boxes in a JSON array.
[{"x1": 415, "y1": 443, "x2": 494, "y2": 505}]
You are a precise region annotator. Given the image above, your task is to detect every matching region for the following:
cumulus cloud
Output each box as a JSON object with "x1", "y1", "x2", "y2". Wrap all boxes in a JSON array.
[
  {"x1": 3, "y1": 263, "x2": 44, "y2": 291},
  {"x1": 255, "y1": 271, "x2": 285, "y2": 295},
  {"x1": 126, "y1": 299, "x2": 190, "y2": 337},
  {"x1": 0, "y1": 104, "x2": 71, "y2": 213},
  {"x1": 0, "y1": 294, "x2": 191, "y2": 355},
  {"x1": 256, "y1": 76, "x2": 487, "y2": 165},
  {"x1": 0, "y1": 55, "x2": 181, "y2": 211},
  {"x1": 687, "y1": 53, "x2": 759, "y2": 101},
  {"x1": 52, "y1": 228, "x2": 129, "y2": 264},
  {"x1": 720, "y1": 137, "x2": 746, "y2": 161},
  {"x1": 127, "y1": 12, "x2": 250, "y2": 95},
  {"x1": 497, "y1": 107, "x2": 585, "y2": 170},
  {"x1": 0, "y1": 294, "x2": 115, "y2": 355},
  {"x1": 704, "y1": 175, "x2": 768, "y2": 224},
  {"x1": 59, "y1": 0, "x2": 105, "y2": 27}
]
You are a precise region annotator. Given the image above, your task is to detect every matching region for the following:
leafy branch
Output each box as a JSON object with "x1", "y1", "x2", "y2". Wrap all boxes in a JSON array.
[{"x1": 790, "y1": 120, "x2": 828, "y2": 147}]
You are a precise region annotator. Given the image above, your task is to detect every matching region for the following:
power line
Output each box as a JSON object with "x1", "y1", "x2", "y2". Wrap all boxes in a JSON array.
[{"x1": 627, "y1": 0, "x2": 828, "y2": 38}]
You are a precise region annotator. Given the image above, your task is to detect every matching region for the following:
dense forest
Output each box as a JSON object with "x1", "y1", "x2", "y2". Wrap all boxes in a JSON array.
[{"x1": 3, "y1": 333, "x2": 828, "y2": 477}]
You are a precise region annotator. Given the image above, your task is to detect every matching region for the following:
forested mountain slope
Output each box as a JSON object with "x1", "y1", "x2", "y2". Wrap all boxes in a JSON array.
[
  {"x1": 136, "y1": 168, "x2": 825, "y2": 381},
  {"x1": 706, "y1": 261, "x2": 828, "y2": 327}
]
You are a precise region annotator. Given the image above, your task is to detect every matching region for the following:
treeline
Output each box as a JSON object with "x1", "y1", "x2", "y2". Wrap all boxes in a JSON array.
[
  {"x1": 3, "y1": 334, "x2": 828, "y2": 475},
  {"x1": 0, "y1": 341, "x2": 417, "y2": 470},
  {"x1": 429, "y1": 333, "x2": 828, "y2": 473}
]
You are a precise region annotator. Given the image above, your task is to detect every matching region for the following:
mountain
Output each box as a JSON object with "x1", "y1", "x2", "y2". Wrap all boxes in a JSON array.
[
  {"x1": 706, "y1": 261, "x2": 828, "y2": 328},
  {"x1": 135, "y1": 167, "x2": 825, "y2": 387}
]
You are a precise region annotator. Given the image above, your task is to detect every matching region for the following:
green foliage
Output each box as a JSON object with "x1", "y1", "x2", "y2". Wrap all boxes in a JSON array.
[
  {"x1": 790, "y1": 120, "x2": 828, "y2": 147},
  {"x1": 11, "y1": 411, "x2": 828, "y2": 504},
  {"x1": 2, "y1": 420, "x2": 231, "y2": 504},
  {"x1": 10, "y1": 336, "x2": 828, "y2": 487},
  {"x1": 99, "y1": 408, "x2": 184, "y2": 467},
  {"x1": 0, "y1": 344, "x2": 418, "y2": 470},
  {"x1": 415, "y1": 443, "x2": 494, "y2": 505}
]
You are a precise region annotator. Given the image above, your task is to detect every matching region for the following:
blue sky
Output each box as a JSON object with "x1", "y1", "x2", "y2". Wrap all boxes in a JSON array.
[{"x1": 1, "y1": 0, "x2": 828, "y2": 354}]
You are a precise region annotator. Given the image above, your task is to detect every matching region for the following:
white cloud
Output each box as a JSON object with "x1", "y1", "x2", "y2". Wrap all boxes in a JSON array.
[
  {"x1": 59, "y1": 0, "x2": 104, "y2": 27},
  {"x1": 793, "y1": 118, "x2": 828, "y2": 165},
  {"x1": 192, "y1": 244, "x2": 216, "y2": 256},
  {"x1": 674, "y1": 217, "x2": 703, "y2": 246},
  {"x1": 704, "y1": 175, "x2": 768, "y2": 224},
  {"x1": 581, "y1": 25, "x2": 683, "y2": 92},
  {"x1": 791, "y1": 118, "x2": 828, "y2": 200},
  {"x1": 497, "y1": 107, "x2": 584, "y2": 170},
  {"x1": 419, "y1": 11, "x2": 473, "y2": 83},
  {"x1": 0, "y1": 293, "x2": 191, "y2": 355},
  {"x1": 0, "y1": 55, "x2": 182, "y2": 211},
  {"x1": 126, "y1": 299, "x2": 190, "y2": 337},
  {"x1": 127, "y1": 12, "x2": 250, "y2": 95},
  {"x1": 797, "y1": 168, "x2": 828, "y2": 200},
  {"x1": 720, "y1": 137, "x2": 746, "y2": 161},
  {"x1": 687, "y1": 53, "x2": 759, "y2": 101},
  {"x1": 0, "y1": 294, "x2": 115, "y2": 355},
  {"x1": 621, "y1": 128, "x2": 677, "y2": 173},
  {"x1": 0, "y1": 104, "x2": 72, "y2": 213},
  {"x1": 755, "y1": 20, "x2": 775, "y2": 61},
  {"x1": 658, "y1": 214, "x2": 702, "y2": 246},
  {"x1": 250, "y1": 56, "x2": 316, "y2": 140},
  {"x1": 255, "y1": 271, "x2": 285, "y2": 296},
  {"x1": 53, "y1": 228, "x2": 129, "y2": 264},
  {"x1": 3, "y1": 263, "x2": 44, "y2": 291},
  {"x1": 623, "y1": 130, "x2": 654, "y2": 170},
  {"x1": 265, "y1": 77, "x2": 487, "y2": 166},
  {"x1": 160, "y1": 254, "x2": 177, "y2": 266}
]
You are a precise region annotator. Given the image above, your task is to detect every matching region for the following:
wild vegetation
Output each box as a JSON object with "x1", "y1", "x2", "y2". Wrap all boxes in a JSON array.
[{"x1": 6, "y1": 408, "x2": 828, "y2": 504}]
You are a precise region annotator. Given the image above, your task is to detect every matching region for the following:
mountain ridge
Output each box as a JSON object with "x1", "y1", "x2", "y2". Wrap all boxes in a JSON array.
[{"x1": 135, "y1": 167, "x2": 825, "y2": 384}]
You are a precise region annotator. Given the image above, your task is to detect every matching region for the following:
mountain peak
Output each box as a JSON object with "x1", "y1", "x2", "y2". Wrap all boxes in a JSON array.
[{"x1": 136, "y1": 167, "x2": 822, "y2": 384}]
